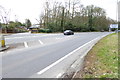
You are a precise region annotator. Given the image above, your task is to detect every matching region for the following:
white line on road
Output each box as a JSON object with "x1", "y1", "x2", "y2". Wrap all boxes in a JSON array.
[
  {"x1": 6, "y1": 37, "x2": 23, "y2": 39},
  {"x1": 56, "y1": 73, "x2": 63, "y2": 78},
  {"x1": 56, "y1": 37, "x2": 63, "y2": 40},
  {"x1": 5, "y1": 35, "x2": 48, "y2": 40},
  {"x1": 66, "y1": 36, "x2": 72, "y2": 38},
  {"x1": 39, "y1": 40, "x2": 43, "y2": 45},
  {"x1": 37, "y1": 36, "x2": 100, "y2": 75},
  {"x1": 0, "y1": 52, "x2": 4, "y2": 54},
  {"x1": 24, "y1": 42, "x2": 28, "y2": 48}
]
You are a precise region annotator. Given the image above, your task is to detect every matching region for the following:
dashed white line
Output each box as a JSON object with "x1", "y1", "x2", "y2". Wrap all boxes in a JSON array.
[
  {"x1": 39, "y1": 40, "x2": 43, "y2": 45},
  {"x1": 56, "y1": 38, "x2": 61, "y2": 40},
  {"x1": 24, "y1": 42, "x2": 28, "y2": 48}
]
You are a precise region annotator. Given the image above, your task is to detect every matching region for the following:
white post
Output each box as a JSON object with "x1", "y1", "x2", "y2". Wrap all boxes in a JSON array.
[{"x1": 109, "y1": 27, "x2": 111, "y2": 32}]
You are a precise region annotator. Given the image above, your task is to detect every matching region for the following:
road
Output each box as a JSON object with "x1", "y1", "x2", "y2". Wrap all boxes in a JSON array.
[
  {"x1": 5, "y1": 33, "x2": 63, "y2": 44},
  {"x1": 1, "y1": 32, "x2": 111, "y2": 78}
]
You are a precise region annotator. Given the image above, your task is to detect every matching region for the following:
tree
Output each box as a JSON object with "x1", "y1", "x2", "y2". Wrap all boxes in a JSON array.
[
  {"x1": 71, "y1": 0, "x2": 80, "y2": 19},
  {"x1": 0, "y1": 5, "x2": 11, "y2": 33},
  {"x1": 0, "y1": 22, "x2": 1, "y2": 27},
  {"x1": 61, "y1": 7, "x2": 65, "y2": 31},
  {"x1": 39, "y1": 1, "x2": 116, "y2": 32},
  {"x1": 25, "y1": 19, "x2": 32, "y2": 29}
]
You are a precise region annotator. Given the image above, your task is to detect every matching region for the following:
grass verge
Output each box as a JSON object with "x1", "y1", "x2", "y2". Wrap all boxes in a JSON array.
[{"x1": 75, "y1": 33, "x2": 118, "y2": 78}]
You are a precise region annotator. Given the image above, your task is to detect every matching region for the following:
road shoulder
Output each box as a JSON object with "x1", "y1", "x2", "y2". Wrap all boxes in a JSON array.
[{"x1": 74, "y1": 33, "x2": 118, "y2": 78}]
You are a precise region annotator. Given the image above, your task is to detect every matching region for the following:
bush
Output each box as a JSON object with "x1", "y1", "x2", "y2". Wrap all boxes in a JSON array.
[{"x1": 38, "y1": 29, "x2": 52, "y2": 33}]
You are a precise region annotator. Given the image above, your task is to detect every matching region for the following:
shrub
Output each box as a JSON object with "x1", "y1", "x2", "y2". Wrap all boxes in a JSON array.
[{"x1": 38, "y1": 29, "x2": 52, "y2": 33}]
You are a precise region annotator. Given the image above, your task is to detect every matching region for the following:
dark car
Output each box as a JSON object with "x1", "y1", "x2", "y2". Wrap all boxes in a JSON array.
[{"x1": 64, "y1": 30, "x2": 74, "y2": 35}]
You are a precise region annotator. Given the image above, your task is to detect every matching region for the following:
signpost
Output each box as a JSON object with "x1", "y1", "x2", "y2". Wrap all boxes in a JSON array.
[
  {"x1": 118, "y1": 1, "x2": 120, "y2": 22},
  {"x1": 118, "y1": 1, "x2": 120, "y2": 29}
]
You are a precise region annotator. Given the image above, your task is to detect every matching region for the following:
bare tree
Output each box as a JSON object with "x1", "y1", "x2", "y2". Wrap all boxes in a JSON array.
[
  {"x1": 39, "y1": 0, "x2": 113, "y2": 32},
  {"x1": 0, "y1": 5, "x2": 11, "y2": 33},
  {"x1": 71, "y1": 0, "x2": 80, "y2": 19}
]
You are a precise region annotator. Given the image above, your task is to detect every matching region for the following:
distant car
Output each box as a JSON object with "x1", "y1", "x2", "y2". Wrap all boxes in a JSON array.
[
  {"x1": 64, "y1": 30, "x2": 74, "y2": 35},
  {"x1": 100, "y1": 29, "x2": 104, "y2": 32}
]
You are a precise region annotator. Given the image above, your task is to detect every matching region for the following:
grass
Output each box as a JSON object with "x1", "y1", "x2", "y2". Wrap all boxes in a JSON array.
[{"x1": 76, "y1": 33, "x2": 118, "y2": 78}]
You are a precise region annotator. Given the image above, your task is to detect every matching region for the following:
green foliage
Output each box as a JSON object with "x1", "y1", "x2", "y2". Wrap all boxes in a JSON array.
[
  {"x1": 40, "y1": 2, "x2": 116, "y2": 32},
  {"x1": 64, "y1": 22, "x2": 74, "y2": 30},
  {"x1": 1, "y1": 2, "x2": 116, "y2": 33},
  {"x1": 7, "y1": 21, "x2": 23, "y2": 29},
  {"x1": 25, "y1": 19, "x2": 32, "y2": 29},
  {"x1": 38, "y1": 29, "x2": 52, "y2": 33},
  {"x1": 8, "y1": 21, "x2": 16, "y2": 29},
  {"x1": 0, "y1": 22, "x2": 1, "y2": 27},
  {"x1": 1, "y1": 21, "x2": 27, "y2": 33},
  {"x1": 82, "y1": 33, "x2": 118, "y2": 78}
]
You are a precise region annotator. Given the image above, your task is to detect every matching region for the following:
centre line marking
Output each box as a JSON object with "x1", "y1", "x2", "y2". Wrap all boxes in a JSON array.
[
  {"x1": 37, "y1": 36, "x2": 104, "y2": 75},
  {"x1": 24, "y1": 42, "x2": 28, "y2": 48},
  {"x1": 39, "y1": 40, "x2": 43, "y2": 45}
]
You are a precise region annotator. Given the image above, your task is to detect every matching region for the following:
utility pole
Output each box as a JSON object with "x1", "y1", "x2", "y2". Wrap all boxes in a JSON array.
[{"x1": 118, "y1": 1, "x2": 120, "y2": 29}]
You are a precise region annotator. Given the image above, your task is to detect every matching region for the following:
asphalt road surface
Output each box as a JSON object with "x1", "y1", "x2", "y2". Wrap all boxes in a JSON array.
[{"x1": 1, "y1": 32, "x2": 111, "y2": 78}]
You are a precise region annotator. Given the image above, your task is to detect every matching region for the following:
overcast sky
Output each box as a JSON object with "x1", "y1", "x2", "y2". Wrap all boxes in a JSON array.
[{"x1": 0, "y1": 0, "x2": 119, "y2": 24}]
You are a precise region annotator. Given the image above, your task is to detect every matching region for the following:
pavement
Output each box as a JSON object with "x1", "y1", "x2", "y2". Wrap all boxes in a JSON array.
[{"x1": 0, "y1": 46, "x2": 9, "y2": 52}]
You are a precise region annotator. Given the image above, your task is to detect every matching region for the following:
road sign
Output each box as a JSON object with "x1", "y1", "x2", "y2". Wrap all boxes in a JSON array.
[{"x1": 110, "y1": 24, "x2": 118, "y2": 28}]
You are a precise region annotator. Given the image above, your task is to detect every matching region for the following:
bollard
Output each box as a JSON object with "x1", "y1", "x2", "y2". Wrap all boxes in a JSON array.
[{"x1": 1, "y1": 35, "x2": 5, "y2": 47}]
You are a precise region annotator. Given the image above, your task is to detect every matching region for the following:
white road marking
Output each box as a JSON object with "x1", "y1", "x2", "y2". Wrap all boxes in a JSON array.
[
  {"x1": 37, "y1": 37, "x2": 100, "y2": 75},
  {"x1": 80, "y1": 55, "x2": 85, "y2": 59},
  {"x1": 39, "y1": 40, "x2": 43, "y2": 45},
  {"x1": 24, "y1": 42, "x2": 28, "y2": 48},
  {"x1": 0, "y1": 52, "x2": 4, "y2": 54},
  {"x1": 66, "y1": 36, "x2": 72, "y2": 38},
  {"x1": 55, "y1": 38, "x2": 62, "y2": 40},
  {"x1": 6, "y1": 35, "x2": 47, "y2": 40},
  {"x1": 6, "y1": 37, "x2": 23, "y2": 39},
  {"x1": 56, "y1": 73, "x2": 63, "y2": 78}
]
